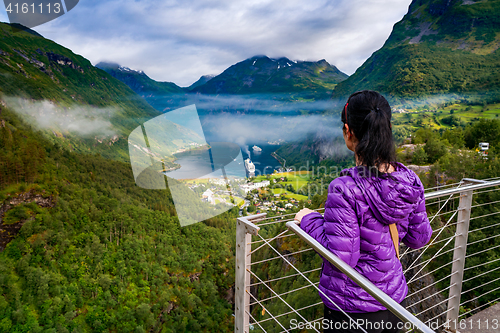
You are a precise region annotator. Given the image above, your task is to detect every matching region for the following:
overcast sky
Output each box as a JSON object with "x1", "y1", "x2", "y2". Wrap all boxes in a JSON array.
[{"x1": 0, "y1": 0, "x2": 412, "y2": 87}]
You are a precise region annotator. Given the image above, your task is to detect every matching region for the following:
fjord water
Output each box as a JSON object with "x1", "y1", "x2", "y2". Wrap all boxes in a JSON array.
[
  {"x1": 241, "y1": 143, "x2": 282, "y2": 176},
  {"x1": 165, "y1": 142, "x2": 282, "y2": 179}
]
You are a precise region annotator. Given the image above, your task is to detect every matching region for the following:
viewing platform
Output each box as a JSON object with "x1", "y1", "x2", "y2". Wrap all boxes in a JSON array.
[
  {"x1": 235, "y1": 177, "x2": 500, "y2": 333},
  {"x1": 459, "y1": 302, "x2": 500, "y2": 333}
]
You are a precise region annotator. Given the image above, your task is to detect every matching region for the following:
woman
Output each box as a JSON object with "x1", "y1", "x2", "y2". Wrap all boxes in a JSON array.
[{"x1": 294, "y1": 90, "x2": 432, "y2": 333}]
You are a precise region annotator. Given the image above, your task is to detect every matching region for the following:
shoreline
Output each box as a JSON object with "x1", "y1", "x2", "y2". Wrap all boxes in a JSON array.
[
  {"x1": 172, "y1": 144, "x2": 211, "y2": 157},
  {"x1": 163, "y1": 144, "x2": 211, "y2": 173},
  {"x1": 271, "y1": 151, "x2": 286, "y2": 168}
]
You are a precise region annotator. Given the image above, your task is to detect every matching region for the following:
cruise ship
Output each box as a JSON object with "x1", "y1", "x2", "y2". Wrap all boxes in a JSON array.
[
  {"x1": 252, "y1": 145, "x2": 262, "y2": 152},
  {"x1": 245, "y1": 158, "x2": 256, "y2": 173}
]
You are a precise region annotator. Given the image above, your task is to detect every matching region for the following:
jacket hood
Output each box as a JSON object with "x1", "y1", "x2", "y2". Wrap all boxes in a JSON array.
[{"x1": 340, "y1": 163, "x2": 423, "y2": 225}]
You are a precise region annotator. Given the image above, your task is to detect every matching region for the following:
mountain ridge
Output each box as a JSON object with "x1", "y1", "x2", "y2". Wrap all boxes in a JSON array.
[
  {"x1": 191, "y1": 55, "x2": 348, "y2": 98},
  {"x1": 99, "y1": 55, "x2": 349, "y2": 101},
  {"x1": 187, "y1": 74, "x2": 216, "y2": 91},
  {"x1": 96, "y1": 62, "x2": 185, "y2": 96},
  {"x1": 332, "y1": 0, "x2": 500, "y2": 101},
  {"x1": 0, "y1": 22, "x2": 164, "y2": 160}
]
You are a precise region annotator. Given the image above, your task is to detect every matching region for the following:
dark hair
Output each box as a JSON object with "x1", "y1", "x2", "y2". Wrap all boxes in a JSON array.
[{"x1": 341, "y1": 90, "x2": 396, "y2": 177}]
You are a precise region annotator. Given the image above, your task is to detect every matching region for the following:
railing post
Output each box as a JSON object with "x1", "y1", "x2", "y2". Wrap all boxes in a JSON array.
[
  {"x1": 235, "y1": 215, "x2": 262, "y2": 333},
  {"x1": 446, "y1": 189, "x2": 473, "y2": 331}
]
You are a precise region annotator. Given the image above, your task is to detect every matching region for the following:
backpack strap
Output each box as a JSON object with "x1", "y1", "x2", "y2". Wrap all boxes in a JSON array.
[
  {"x1": 389, "y1": 223, "x2": 400, "y2": 260},
  {"x1": 339, "y1": 170, "x2": 401, "y2": 260}
]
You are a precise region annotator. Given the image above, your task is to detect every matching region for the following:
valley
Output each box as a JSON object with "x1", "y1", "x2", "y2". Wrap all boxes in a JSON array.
[{"x1": 1, "y1": 0, "x2": 500, "y2": 331}]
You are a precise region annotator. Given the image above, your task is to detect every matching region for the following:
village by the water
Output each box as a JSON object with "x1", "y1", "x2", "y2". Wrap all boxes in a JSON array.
[
  {"x1": 173, "y1": 138, "x2": 492, "y2": 216},
  {"x1": 180, "y1": 145, "x2": 307, "y2": 215}
]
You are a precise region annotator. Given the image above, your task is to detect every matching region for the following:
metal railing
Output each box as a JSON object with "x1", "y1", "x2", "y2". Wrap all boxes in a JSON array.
[{"x1": 235, "y1": 177, "x2": 500, "y2": 332}]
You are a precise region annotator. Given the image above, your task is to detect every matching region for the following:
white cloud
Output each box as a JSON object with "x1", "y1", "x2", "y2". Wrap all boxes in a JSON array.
[
  {"x1": 5, "y1": 97, "x2": 117, "y2": 137},
  {"x1": 25, "y1": 0, "x2": 413, "y2": 86}
]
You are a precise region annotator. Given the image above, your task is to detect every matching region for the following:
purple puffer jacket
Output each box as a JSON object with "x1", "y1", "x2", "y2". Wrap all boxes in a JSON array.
[{"x1": 300, "y1": 162, "x2": 432, "y2": 313}]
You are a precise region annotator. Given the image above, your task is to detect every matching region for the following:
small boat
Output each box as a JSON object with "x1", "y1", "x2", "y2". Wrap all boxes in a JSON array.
[{"x1": 252, "y1": 145, "x2": 262, "y2": 152}]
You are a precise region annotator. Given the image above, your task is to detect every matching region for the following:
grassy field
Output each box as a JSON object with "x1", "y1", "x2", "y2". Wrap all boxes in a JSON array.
[
  {"x1": 231, "y1": 196, "x2": 245, "y2": 207},
  {"x1": 393, "y1": 102, "x2": 500, "y2": 131},
  {"x1": 442, "y1": 103, "x2": 500, "y2": 120},
  {"x1": 255, "y1": 171, "x2": 310, "y2": 188},
  {"x1": 182, "y1": 178, "x2": 210, "y2": 185},
  {"x1": 254, "y1": 171, "x2": 310, "y2": 200},
  {"x1": 270, "y1": 188, "x2": 309, "y2": 201},
  {"x1": 219, "y1": 195, "x2": 244, "y2": 207}
]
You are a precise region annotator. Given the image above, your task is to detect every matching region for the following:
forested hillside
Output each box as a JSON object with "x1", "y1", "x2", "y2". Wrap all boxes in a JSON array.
[
  {"x1": 0, "y1": 23, "x2": 239, "y2": 332},
  {"x1": 332, "y1": 0, "x2": 500, "y2": 100},
  {"x1": 0, "y1": 106, "x2": 237, "y2": 332},
  {"x1": 0, "y1": 23, "x2": 160, "y2": 161}
]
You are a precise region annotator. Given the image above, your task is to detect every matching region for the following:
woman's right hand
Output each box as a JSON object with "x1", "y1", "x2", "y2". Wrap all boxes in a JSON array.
[{"x1": 294, "y1": 208, "x2": 315, "y2": 224}]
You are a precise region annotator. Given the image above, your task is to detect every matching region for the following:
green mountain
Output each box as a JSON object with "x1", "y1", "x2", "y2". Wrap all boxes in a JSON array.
[
  {"x1": 192, "y1": 55, "x2": 348, "y2": 99},
  {"x1": 333, "y1": 0, "x2": 500, "y2": 100},
  {"x1": 0, "y1": 22, "x2": 164, "y2": 161},
  {"x1": 187, "y1": 74, "x2": 216, "y2": 91},
  {"x1": 0, "y1": 104, "x2": 236, "y2": 333},
  {"x1": 0, "y1": 24, "x2": 203, "y2": 163},
  {"x1": 0, "y1": 24, "x2": 237, "y2": 332},
  {"x1": 96, "y1": 62, "x2": 185, "y2": 96},
  {"x1": 97, "y1": 56, "x2": 348, "y2": 114}
]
